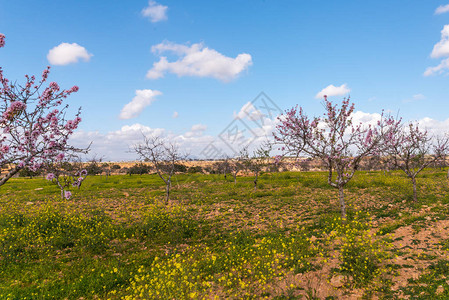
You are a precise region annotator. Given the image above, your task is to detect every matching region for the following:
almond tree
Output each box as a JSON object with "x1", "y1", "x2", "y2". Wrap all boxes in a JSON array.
[
  {"x1": 275, "y1": 96, "x2": 399, "y2": 219},
  {"x1": 0, "y1": 34, "x2": 84, "y2": 186},
  {"x1": 101, "y1": 162, "x2": 112, "y2": 179},
  {"x1": 133, "y1": 135, "x2": 184, "y2": 204},
  {"x1": 44, "y1": 151, "x2": 89, "y2": 199},
  {"x1": 227, "y1": 157, "x2": 242, "y2": 186},
  {"x1": 212, "y1": 155, "x2": 230, "y2": 179},
  {"x1": 71, "y1": 156, "x2": 101, "y2": 188},
  {"x1": 240, "y1": 141, "x2": 272, "y2": 191},
  {"x1": 220, "y1": 155, "x2": 230, "y2": 180},
  {"x1": 383, "y1": 122, "x2": 449, "y2": 202}
]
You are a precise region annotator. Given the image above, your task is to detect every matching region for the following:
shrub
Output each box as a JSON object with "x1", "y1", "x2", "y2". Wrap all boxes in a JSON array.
[
  {"x1": 127, "y1": 163, "x2": 151, "y2": 175},
  {"x1": 188, "y1": 166, "x2": 203, "y2": 174},
  {"x1": 174, "y1": 163, "x2": 187, "y2": 173},
  {"x1": 18, "y1": 168, "x2": 42, "y2": 178}
]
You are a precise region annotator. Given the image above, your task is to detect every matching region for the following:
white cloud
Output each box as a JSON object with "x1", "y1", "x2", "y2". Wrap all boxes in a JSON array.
[
  {"x1": 185, "y1": 124, "x2": 207, "y2": 138},
  {"x1": 111, "y1": 123, "x2": 165, "y2": 140},
  {"x1": 412, "y1": 94, "x2": 426, "y2": 100},
  {"x1": 228, "y1": 101, "x2": 282, "y2": 150},
  {"x1": 70, "y1": 124, "x2": 166, "y2": 161},
  {"x1": 191, "y1": 124, "x2": 207, "y2": 132},
  {"x1": 172, "y1": 111, "x2": 179, "y2": 118},
  {"x1": 351, "y1": 111, "x2": 382, "y2": 127},
  {"x1": 47, "y1": 43, "x2": 92, "y2": 65},
  {"x1": 435, "y1": 4, "x2": 449, "y2": 15},
  {"x1": 142, "y1": 1, "x2": 168, "y2": 23},
  {"x1": 69, "y1": 104, "x2": 449, "y2": 161},
  {"x1": 119, "y1": 89, "x2": 162, "y2": 120},
  {"x1": 350, "y1": 112, "x2": 449, "y2": 138},
  {"x1": 418, "y1": 117, "x2": 449, "y2": 136},
  {"x1": 69, "y1": 101, "x2": 281, "y2": 161},
  {"x1": 146, "y1": 41, "x2": 253, "y2": 82},
  {"x1": 234, "y1": 102, "x2": 264, "y2": 121},
  {"x1": 309, "y1": 111, "x2": 381, "y2": 138},
  {"x1": 70, "y1": 123, "x2": 215, "y2": 161},
  {"x1": 424, "y1": 57, "x2": 449, "y2": 76},
  {"x1": 431, "y1": 25, "x2": 449, "y2": 58},
  {"x1": 252, "y1": 117, "x2": 280, "y2": 141},
  {"x1": 315, "y1": 84, "x2": 351, "y2": 99},
  {"x1": 425, "y1": 25, "x2": 449, "y2": 76},
  {"x1": 403, "y1": 93, "x2": 426, "y2": 103}
]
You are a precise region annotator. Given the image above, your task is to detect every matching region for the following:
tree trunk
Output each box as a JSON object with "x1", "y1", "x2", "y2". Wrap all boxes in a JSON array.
[
  {"x1": 234, "y1": 174, "x2": 237, "y2": 185},
  {"x1": 0, "y1": 167, "x2": 21, "y2": 186},
  {"x1": 412, "y1": 177, "x2": 417, "y2": 202},
  {"x1": 254, "y1": 173, "x2": 258, "y2": 191},
  {"x1": 165, "y1": 180, "x2": 170, "y2": 204},
  {"x1": 61, "y1": 189, "x2": 65, "y2": 200},
  {"x1": 339, "y1": 185, "x2": 346, "y2": 220}
]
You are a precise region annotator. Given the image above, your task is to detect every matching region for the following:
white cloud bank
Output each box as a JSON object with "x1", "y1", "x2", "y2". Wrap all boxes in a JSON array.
[
  {"x1": 435, "y1": 4, "x2": 449, "y2": 15},
  {"x1": 142, "y1": 1, "x2": 168, "y2": 23},
  {"x1": 419, "y1": 117, "x2": 449, "y2": 135},
  {"x1": 119, "y1": 89, "x2": 162, "y2": 119},
  {"x1": 70, "y1": 108, "x2": 449, "y2": 161},
  {"x1": 315, "y1": 84, "x2": 351, "y2": 99},
  {"x1": 70, "y1": 124, "x2": 214, "y2": 161},
  {"x1": 71, "y1": 100, "x2": 282, "y2": 161},
  {"x1": 146, "y1": 41, "x2": 253, "y2": 82},
  {"x1": 425, "y1": 25, "x2": 449, "y2": 76},
  {"x1": 47, "y1": 43, "x2": 92, "y2": 66}
]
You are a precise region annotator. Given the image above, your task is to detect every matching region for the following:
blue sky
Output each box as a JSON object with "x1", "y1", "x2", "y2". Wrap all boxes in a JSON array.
[{"x1": 1, "y1": 1, "x2": 449, "y2": 160}]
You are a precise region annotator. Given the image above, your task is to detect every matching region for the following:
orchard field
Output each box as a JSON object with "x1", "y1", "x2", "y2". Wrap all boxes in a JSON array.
[{"x1": 2, "y1": 169, "x2": 449, "y2": 299}]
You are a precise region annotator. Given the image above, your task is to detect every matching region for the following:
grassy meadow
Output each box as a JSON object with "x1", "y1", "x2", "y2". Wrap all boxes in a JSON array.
[{"x1": 1, "y1": 169, "x2": 449, "y2": 299}]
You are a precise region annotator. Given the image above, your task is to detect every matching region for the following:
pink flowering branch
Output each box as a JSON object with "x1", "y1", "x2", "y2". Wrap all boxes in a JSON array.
[
  {"x1": 383, "y1": 122, "x2": 449, "y2": 202},
  {"x1": 274, "y1": 96, "x2": 401, "y2": 219},
  {"x1": 44, "y1": 151, "x2": 89, "y2": 199},
  {"x1": 0, "y1": 34, "x2": 88, "y2": 186},
  {"x1": 0, "y1": 33, "x2": 5, "y2": 48}
]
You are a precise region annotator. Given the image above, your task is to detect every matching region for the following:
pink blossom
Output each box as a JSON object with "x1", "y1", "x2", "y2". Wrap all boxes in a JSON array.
[
  {"x1": 69, "y1": 86, "x2": 79, "y2": 93},
  {"x1": 3, "y1": 101, "x2": 26, "y2": 121},
  {"x1": 0, "y1": 33, "x2": 5, "y2": 48},
  {"x1": 46, "y1": 173, "x2": 56, "y2": 181},
  {"x1": 42, "y1": 67, "x2": 50, "y2": 80},
  {"x1": 64, "y1": 191, "x2": 72, "y2": 199},
  {"x1": 49, "y1": 82, "x2": 60, "y2": 91},
  {"x1": 364, "y1": 129, "x2": 373, "y2": 146}
]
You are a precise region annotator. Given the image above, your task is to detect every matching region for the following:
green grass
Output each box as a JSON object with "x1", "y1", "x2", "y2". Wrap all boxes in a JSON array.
[{"x1": 1, "y1": 169, "x2": 449, "y2": 298}]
